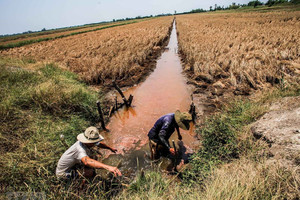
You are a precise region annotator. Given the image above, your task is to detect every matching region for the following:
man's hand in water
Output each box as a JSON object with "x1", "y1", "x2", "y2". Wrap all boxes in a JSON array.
[
  {"x1": 107, "y1": 166, "x2": 122, "y2": 177},
  {"x1": 169, "y1": 148, "x2": 176, "y2": 156},
  {"x1": 110, "y1": 148, "x2": 117, "y2": 153}
]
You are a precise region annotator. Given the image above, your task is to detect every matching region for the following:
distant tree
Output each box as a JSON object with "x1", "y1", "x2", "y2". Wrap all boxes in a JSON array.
[
  {"x1": 41, "y1": 28, "x2": 46, "y2": 31},
  {"x1": 290, "y1": 0, "x2": 300, "y2": 4},
  {"x1": 266, "y1": 0, "x2": 275, "y2": 6},
  {"x1": 248, "y1": 0, "x2": 263, "y2": 7},
  {"x1": 191, "y1": 8, "x2": 206, "y2": 13},
  {"x1": 266, "y1": 0, "x2": 288, "y2": 6},
  {"x1": 23, "y1": 30, "x2": 33, "y2": 34},
  {"x1": 229, "y1": 2, "x2": 240, "y2": 9},
  {"x1": 113, "y1": 19, "x2": 116, "y2": 22},
  {"x1": 209, "y1": 6, "x2": 213, "y2": 11}
]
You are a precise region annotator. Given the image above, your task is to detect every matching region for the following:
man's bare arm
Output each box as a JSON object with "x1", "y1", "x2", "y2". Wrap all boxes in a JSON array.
[
  {"x1": 97, "y1": 142, "x2": 117, "y2": 153},
  {"x1": 81, "y1": 156, "x2": 121, "y2": 176}
]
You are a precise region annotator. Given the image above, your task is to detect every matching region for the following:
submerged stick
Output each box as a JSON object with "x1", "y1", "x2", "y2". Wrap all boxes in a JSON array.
[{"x1": 96, "y1": 101, "x2": 109, "y2": 132}]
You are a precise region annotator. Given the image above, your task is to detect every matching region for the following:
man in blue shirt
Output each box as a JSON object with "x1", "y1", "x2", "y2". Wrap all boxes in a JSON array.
[{"x1": 148, "y1": 110, "x2": 192, "y2": 159}]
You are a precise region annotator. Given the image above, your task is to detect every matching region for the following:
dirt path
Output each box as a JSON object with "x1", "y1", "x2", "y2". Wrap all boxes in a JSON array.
[{"x1": 251, "y1": 96, "x2": 300, "y2": 167}]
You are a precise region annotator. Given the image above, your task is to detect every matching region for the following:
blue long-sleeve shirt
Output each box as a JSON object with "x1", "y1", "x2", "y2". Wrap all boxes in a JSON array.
[{"x1": 148, "y1": 113, "x2": 179, "y2": 149}]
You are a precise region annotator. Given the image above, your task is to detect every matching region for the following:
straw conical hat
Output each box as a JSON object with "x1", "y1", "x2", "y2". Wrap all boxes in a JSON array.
[{"x1": 175, "y1": 110, "x2": 192, "y2": 130}]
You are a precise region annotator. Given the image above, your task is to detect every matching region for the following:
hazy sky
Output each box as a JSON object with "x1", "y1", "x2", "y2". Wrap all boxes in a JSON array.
[{"x1": 0, "y1": 0, "x2": 268, "y2": 35}]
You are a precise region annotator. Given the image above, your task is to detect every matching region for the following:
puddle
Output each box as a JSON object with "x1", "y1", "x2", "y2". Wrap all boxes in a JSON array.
[{"x1": 99, "y1": 21, "x2": 200, "y2": 177}]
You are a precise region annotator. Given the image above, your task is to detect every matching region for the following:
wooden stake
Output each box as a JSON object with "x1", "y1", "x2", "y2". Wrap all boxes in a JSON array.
[
  {"x1": 96, "y1": 101, "x2": 109, "y2": 131},
  {"x1": 112, "y1": 81, "x2": 129, "y2": 107}
]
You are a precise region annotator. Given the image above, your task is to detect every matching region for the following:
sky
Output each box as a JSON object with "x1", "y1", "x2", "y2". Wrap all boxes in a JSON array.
[{"x1": 0, "y1": 0, "x2": 268, "y2": 36}]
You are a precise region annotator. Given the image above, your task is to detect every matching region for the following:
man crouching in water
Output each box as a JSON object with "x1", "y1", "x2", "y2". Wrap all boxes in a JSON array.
[
  {"x1": 148, "y1": 110, "x2": 192, "y2": 160},
  {"x1": 56, "y1": 126, "x2": 122, "y2": 179}
]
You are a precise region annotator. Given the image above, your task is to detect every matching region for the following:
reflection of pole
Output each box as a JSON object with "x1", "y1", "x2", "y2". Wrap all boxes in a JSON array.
[
  {"x1": 97, "y1": 101, "x2": 109, "y2": 131},
  {"x1": 115, "y1": 96, "x2": 118, "y2": 110}
]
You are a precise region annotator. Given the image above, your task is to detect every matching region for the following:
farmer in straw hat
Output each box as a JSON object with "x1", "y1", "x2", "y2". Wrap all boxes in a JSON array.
[
  {"x1": 56, "y1": 126, "x2": 122, "y2": 179},
  {"x1": 148, "y1": 110, "x2": 192, "y2": 159}
]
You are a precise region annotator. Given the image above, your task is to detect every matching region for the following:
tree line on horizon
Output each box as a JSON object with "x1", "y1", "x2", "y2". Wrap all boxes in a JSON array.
[
  {"x1": 180, "y1": 0, "x2": 299, "y2": 14},
  {"x1": 1, "y1": 0, "x2": 299, "y2": 37}
]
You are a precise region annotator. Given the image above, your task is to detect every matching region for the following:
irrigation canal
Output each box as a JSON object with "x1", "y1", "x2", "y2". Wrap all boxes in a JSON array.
[{"x1": 98, "y1": 20, "x2": 200, "y2": 178}]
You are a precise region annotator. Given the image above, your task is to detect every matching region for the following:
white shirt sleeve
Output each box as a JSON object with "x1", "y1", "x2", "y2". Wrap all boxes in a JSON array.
[{"x1": 76, "y1": 143, "x2": 88, "y2": 161}]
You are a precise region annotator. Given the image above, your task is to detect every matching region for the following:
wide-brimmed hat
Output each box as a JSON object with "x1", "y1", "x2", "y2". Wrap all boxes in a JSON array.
[
  {"x1": 77, "y1": 126, "x2": 104, "y2": 143},
  {"x1": 175, "y1": 110, "x2": 192, "y2": 130}
]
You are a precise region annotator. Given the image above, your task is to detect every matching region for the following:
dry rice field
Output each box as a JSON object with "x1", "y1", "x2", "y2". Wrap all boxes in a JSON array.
[
  {"x1": 176, "y1": 11, "x2": 300, "y2": 96},
  {"x1": 0, "y1": 20, "x2": 135, "y2": 46},
  {"x1": 1, "y1": 17, "x2": 173, "y2": 85}
]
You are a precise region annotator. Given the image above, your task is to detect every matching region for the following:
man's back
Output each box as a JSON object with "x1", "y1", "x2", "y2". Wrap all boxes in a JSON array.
[
  {"x1": 56, "y1": 141, "x2": 92, "y2": 177},
  {"x1": 148, "y1": 113, "x2": 177, "y2": 141}
]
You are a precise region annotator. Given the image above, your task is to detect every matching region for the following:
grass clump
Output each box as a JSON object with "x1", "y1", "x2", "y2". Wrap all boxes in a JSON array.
[
  {"x1": 183, "y1": 100, "x2": 266, "y2": 184},
  {"x1": 199, "y1": 159, "x2": 300, "y2": 200},
  {"x1": 115, "y1": 170, "x2": 189, "y2": 200}
]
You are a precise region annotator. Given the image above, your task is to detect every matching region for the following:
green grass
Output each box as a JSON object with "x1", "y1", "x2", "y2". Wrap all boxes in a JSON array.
[
  {"x1": 0, "y1": 58, "x2": 114, "y2": 199},
  {"x1": 0, "y1": 21, "x2": 139, "y2": 50},
  {"x1": 182, "y1": 100, "x2": 266, "y2": 185}
]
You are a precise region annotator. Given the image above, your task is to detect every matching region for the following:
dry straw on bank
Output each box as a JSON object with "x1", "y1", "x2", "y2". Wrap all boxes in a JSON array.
[
  {"x1": 1, "y1": 17, "x2": 173, "y2": 84},
  {"x1": 176, "y1": 12, "x2": 300, "y2": 93}
]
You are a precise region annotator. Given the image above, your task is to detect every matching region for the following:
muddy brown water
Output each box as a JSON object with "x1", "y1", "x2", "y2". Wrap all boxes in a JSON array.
[{"x1": 98, "y1": 21, "x2": 199, "y2": 178}]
